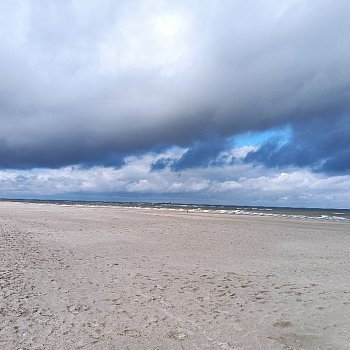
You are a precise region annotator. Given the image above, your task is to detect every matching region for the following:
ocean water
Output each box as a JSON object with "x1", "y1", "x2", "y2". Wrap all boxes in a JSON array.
[{"x1": 3, "y1": 199, "x2": 350, "y2": 223}]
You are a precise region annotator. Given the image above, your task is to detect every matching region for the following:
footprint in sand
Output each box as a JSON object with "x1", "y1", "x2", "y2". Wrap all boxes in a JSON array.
[
  {"x1": 273, "y1": 320, "x2": 292, "y2": 328},
  {"x1": 167, "y1": 329, "x2": 189, "y2": 341}
]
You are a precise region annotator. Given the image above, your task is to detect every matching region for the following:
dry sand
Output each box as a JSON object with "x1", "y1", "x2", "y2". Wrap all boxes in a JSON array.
[{"x1": 0, "y1": 201, "x2": 349, "y2": 350}]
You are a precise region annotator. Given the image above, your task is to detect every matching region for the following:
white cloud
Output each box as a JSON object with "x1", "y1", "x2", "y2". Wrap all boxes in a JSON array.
[{"x1": 1, "y1": 149, "x2": 350, "y2": 208}]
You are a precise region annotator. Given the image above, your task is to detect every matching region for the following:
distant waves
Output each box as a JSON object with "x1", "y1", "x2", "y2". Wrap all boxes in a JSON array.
[{"x1": 3, "y1": 199, "x2": 349, "y2": 223}]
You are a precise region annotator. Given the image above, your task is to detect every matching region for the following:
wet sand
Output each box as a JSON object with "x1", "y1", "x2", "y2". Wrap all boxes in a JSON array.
[{"x1": 1, "y1": 201, "x2": 349, "y2": 349}]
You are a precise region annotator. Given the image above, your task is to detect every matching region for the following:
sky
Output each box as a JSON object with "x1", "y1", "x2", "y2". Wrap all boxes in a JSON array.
[{"x1": 1, "y1": 0, "x2": 350, "y2": 208}]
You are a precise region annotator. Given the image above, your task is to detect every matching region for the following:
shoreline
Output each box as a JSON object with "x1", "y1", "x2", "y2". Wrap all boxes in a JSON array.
[{"x1": 2, "y1": 199, "x2": 350, "y2": 224}]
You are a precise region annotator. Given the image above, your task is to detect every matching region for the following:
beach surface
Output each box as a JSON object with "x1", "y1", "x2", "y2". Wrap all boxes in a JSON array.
[{"x1": 1, "y1": 201, "x2": 349, "y2": 350}]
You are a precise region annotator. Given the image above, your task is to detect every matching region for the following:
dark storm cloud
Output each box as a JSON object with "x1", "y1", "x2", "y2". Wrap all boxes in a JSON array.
[
  {"x1": 171, "y1": 136, "x2": 229, "y2": 171},
  {"x1": 1, "y1": 0, "x2": 350, "y2": 171},
  {"x1": 245, "y1": 115, "x2": 350, "y2": 174},
  {"x1": 150, "y1": 135, "x2": 228, "y2": 171}
]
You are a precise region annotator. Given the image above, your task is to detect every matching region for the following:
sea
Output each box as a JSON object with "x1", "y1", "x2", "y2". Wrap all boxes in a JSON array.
[{"x1": 2, "y1": 199, "x2": 350, "y2": 223}]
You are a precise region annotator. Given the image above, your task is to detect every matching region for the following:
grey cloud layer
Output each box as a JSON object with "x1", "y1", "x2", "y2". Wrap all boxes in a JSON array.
[{"x1": 1, "y1": 0, "x2": 350, "y2": 169}]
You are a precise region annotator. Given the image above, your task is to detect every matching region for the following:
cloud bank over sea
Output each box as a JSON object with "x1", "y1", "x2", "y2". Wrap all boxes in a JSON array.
[
  {"x1": 1, "y1": 147, "x2": 350, "y2": 208},
  {"x1": 0, "y1": 0, "x2": 349, "y2": 207}
]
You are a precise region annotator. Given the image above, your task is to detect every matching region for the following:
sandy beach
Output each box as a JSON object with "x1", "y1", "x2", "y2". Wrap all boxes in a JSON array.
[{"x1": 0, "y1": 201, "x2": 349, "y2": 350}]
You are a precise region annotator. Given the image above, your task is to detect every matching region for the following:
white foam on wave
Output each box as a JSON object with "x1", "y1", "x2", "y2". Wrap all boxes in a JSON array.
[
  {"x1": 75, "y1": 203, "x2": 350, "y2": 223},
  {"x1": 181, "y1": 207, "x2": 350, "y2": 222}
]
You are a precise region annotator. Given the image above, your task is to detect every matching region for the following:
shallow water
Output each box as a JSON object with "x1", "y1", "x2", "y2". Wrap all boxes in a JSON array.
[{"x1": 2, "y1": 199, "x2": 350, "y2": 223}]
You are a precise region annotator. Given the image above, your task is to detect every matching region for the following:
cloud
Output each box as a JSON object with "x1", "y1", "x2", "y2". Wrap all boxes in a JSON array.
[
  {"x1": 168, "y1": 136, "x2": 229, "y2": 171},
  {"x1": 150, "y1": 157, "x2": 174, "y2": 171},
  {"x1": 0, "y1": 0, "x2": 350, "y2": 170},
  {"x1": 244, "y1": 114, "x2": 350, "y2": 174},
  {"x1": 174, "y1": 137, "x2": 227, "y2": 170},
  {"x1": 1, "y1": 149, "x2": 350, "y2": 208}
]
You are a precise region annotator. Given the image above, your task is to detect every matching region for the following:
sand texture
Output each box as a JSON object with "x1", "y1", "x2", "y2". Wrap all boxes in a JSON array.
[{"x1": 0, "y1": 202, "x2": 349, "y2": 349}]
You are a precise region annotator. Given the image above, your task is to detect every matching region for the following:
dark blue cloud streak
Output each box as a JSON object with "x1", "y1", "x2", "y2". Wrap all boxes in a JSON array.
[
  {"x1": 150, "y1": 136, "x2": 229, "y2": 171},
  {"x1": 244, "y1": 115, "x2": 350, "y2": 174}
]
